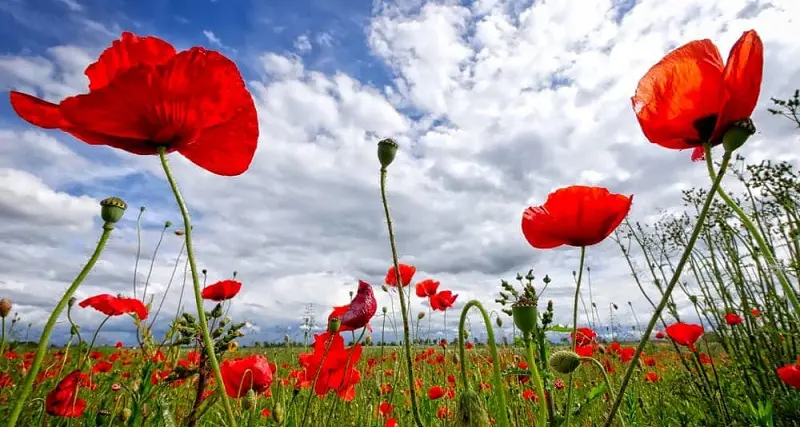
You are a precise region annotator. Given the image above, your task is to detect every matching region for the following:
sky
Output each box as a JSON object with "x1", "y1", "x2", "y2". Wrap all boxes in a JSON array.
[{"x1": 0, "y1": 0, "x2": 798, "y2": 346}]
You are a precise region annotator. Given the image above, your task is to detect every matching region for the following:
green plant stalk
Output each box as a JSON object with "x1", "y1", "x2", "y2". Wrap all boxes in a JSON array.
[
  {"x1": 705, "y1": 152, "x2": 800, "y2": 319},
  {"x1": 6, "y1": 225, "x2": 114, "y2": 427},
  {"x1": 603, "y1": 144, "x2": 731, "y2": 427},
  {"x1": 0, "y1": 317, "x2": 6, "y2": 363},
  {"x1": 524, "y1": 334, "x2": 548, "y2": 427},
  {"x1": 565, "y1": 245, "x2": 586, "y2": 427},
  {"x1": 82, "y1": 315, "x2": 111, "y2": 367},
  {"x1": 458, "y1": 300, "x2": 510, "y2": 427},
  {"x1": 157, "y1": 147, "x2": 237, "y2": 427},
  {"x1": 579, "y1": 357, "x2": 623, "y2": 426},
  {"x1": 379, "y1": 166, "x2": 424, "y2": 427}
]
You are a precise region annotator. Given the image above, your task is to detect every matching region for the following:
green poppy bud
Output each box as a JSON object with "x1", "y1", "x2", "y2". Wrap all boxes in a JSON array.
[
  {"x1": 328, "y1": 317, "x2": 341, "y2": 333},
  {"x1": 511, "y1": 297, "x2": 537, "y2": 336},
  {"x1": 377, "y1": 138, "x2": 398, "y2": 168},
  {"x1": 452, "y1": 389, "x2": 491, "y2": 427},
  {"x1": 549, "y1": 350, "x2": 581, "y2": 374},
  {"x1": 100, "y1": 197, "x2": 127, "y2": 224},
  {"x1": 273, "y1": 402, "x2": 285, "y2": 425},
  {"x1": 722, "y1": 118, "x2": 756, "y2": 153}
]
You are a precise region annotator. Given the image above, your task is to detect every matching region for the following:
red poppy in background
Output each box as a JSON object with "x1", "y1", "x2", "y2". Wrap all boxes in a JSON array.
[
  {"x1": 201, "y1": 280, "x2": 242, "y2": 301},
  {"x1": 9, "y1": 32, "x2": 258, "y2": 176},
  {"x1": 385, "y1": 264, "x2": 416, "y2": 287},
  {"x1": 428, "y1": 385, "x2": 445, "y2": 400},
  {"x1": 430, "y1": 290, "x2": 458, "y2": 311},
  {"x1": 665, "y1": 322, "x2": 704, "y2": 352},
  {"x1": 751, "y1": 308, "x2": 761, "y2": 317},
  {"x1": 570, "y1": 327, "x2": 597, "y2": 347},
  {"x1": 220, "y1": 355, "x2": 274, "y2": 398},
  {"x1": 632, "y1": 30, "x2": 763, "y2": 161},
  {"x1": 415, "y1": 279, "x2": 440, "y2": 298},
  {"x1": 328, "y1": 280, "x2": 377, "y2": 332},
  {"x1": 45, "y1": 370, "x2": 87, "y2": 418},
  {"x1": 725, "y1": 312, "x2": 743, "y2": 326},
  {"x1": 522, "y1": 186, "x2": 633, "y2": 249},
  {"x1": 79, "y1": 294, "x2": 148, "y2": 320},
  {"x1": 298, "y1": 332, "x2": 363, "y2": 401},
  {"x1": 777, "y1": 362, "x2": 800, "y2": 389},
  {"x1": 655, "y1": 331, "x2": 665, "y2": 339}
]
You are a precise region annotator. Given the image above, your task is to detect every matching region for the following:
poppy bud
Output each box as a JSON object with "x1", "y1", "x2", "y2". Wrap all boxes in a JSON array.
[
  {"x1": 496, "y1": 316, "x2": 503, "y2": 328},
  {"x1": 452, "y1": 352, "x2": 460, "y2": 364},
  {"x1": 243, "y1": 389, "x2": 257, "y2": 409},
  {"x1": 377, "y1": 138, "x2": 398, "y2": 168},
  {"x1": 365, "y1": 335, "x2": 373, "y2": 345},
  {"x1": 382, "y1": 285, "x2": 389, "y2": 293},
  {"x1": 210, "y1": 303, "x2": 224, "y2": 318},
  {"x1": 511, "y1": 297, "x2": 537, "y2": 337},
  {"x1": 417, "y1": 312, "x2": 425, "y2": 320},
  {"x1": 722, "y1": 118, "x2": 756, "y2": 153},
  {"x1": 525, "y1": 270, "x2": 534, "y2": 281},
  {"x1": 328, "y1": 317, "x2": 341, "y2": 333},
  {"x1": 174, "y1": 229, "x2": 185, "y2": 236},
  {"x1": 382, "y1": 306, "x2": 388, "y2": 314},
  {"x1": 164, "y1": 221, "x2": 172, "y2": 228},
  {"x1": 68, "y1": 297, "x2": 77, "y2": 307},
  {"x1": 515, "y1": 273, "x2": 523, "y2": 281},
  {"x1": 549, "y1": 350, "x2": 581, "y2": 374},
  {"x1": 273, "y1": 402, "x2": 285, "y2": 425},
  {"x1": 70, "y1": 325, "x2": 80, "y2": 335},
  {"x1": 0, "y1": 298, "x2": 11, "y2": 318},
  {"x1": 100, "y1": 197, "x2": 127, "y2": 224},
  {"x1": 543, "y1": 275, "x2": 551, "y2": 284},
  {"x1": 452, "y1": 389, "x2": 491, "y2": 427},
  {"x1": 119, "y1": 408, "x2": 132, "y2": 423}
]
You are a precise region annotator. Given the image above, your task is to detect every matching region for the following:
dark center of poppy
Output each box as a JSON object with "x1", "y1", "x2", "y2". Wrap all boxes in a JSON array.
[{"x1": 692, "y1": 114, "x2": 718, "y2": 144}]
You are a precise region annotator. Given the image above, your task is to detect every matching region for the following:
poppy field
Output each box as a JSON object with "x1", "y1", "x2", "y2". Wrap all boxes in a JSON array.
[{"x1": 1, "y1": 27, "x2": 800, "y2": 427}]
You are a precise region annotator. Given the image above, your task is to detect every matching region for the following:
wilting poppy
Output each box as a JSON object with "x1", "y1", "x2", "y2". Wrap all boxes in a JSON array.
[
  {"x1": 522, "y1": 186, "x2": 633, "y2": 249},
  {"x1": 570, "y1": 327, "x2": 597, "y2": 347},
  {"x1": 777, "y1": 362, "x2": 800, "y2": 389},
  {"x1": 220, "y1": 355, "x2": 274, "y2": 398},
  {"x1": 9, "y1": 32, "x2": 258, "y2": 176},
  {"x1": 201, "y1": 280, "x2": 242, "y2": 301},
  {"x1": 665, "y1": 322, "x2": 704, "y2": 352},
  {"x1": 415, "y1": 279, "x2": 440, "y2": 298},
  {"x1": 632, "y1": 30, "x2": 763, "y2": 160},
  {"x1": 725, "y1": 312, "x2": 743, "y2": 326},
  {"x1": 385, "y1": 264, "x2": 416, "y2": 287},
  {"x1": 429, "y1": 290, "x2": 458, "y2": 311},
  {"x1": 45, "y1": 370, "x2": 87, "y2": 418},
  {"x1": 328, "y1": 280, "x2": 377, "y2": 332},
  {"x1": 79, "y1": 294, "x2": 148, "y2": 320}
]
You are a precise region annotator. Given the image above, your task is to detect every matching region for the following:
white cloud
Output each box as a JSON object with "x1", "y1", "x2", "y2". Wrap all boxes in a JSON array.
[
  {"x1": 56, "y1": 0, "x2": 83, "y2": 12},
  {"x1": 203, "y1": 30, "x2": 223, "y2": 47},
  {"x1": 294, "y1": 35, "x2": 312, "y2": 53}
]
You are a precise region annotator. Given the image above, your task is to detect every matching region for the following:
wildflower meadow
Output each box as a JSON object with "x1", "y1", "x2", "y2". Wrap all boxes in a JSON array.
[{"x1": 1, "y1": 15, "x2": 800, "y2": 427}]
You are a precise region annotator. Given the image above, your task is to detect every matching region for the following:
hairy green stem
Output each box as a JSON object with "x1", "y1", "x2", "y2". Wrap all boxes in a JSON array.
[
  {"x1": 458, "y1": 300, "x2": 510, "y2": 427},
  {"x1": 7, "y1": 225, "x2": 114, "y2": 427},
  {"x1": 82, "y1": 315, "x2": 111, "y2": 367},
  {"x1": 524, "y1": 335, "x2": 548, "y2": 427},
  {"x1": 565, "y1": 246, "x2": 586, "y2": 426},
  {"x1": 158, "y1": 147, "x2": 237, "y2": 427},
  {"x1": 603, "y1": 144, "x2": 731, "y2": 427},
  {"x1": 379, "y1": 166, "x2": 424, "y2": 427}
]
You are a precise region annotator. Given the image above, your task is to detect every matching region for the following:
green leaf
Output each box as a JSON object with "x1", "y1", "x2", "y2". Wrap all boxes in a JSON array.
[{"x1": 546, "y1": 325, "x2": 573, "y2": 333}]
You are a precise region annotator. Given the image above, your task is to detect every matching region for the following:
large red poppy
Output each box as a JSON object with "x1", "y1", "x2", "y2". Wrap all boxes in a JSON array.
[
  {"x1": 201, "y1": 279, "x2": 242, "y2": 301},
  {"x1": 429, "y1": 290, "x2": 458, "y2": 311},
  {"x1": 298, "y1": 332, "x2": 363, "y2": 401},
  {"x1": 632, "y1": 30, "x2": 763, "y2": 160},
  {"x1": 45, "y1": 370, "x2": 87, "y2": 418},
  {"x1": 9, "y1": 32, "x2": 258, "y2": 176},
  {"x1": 328, "y1": 280, "x2": 377, "y2": 332},
  {"x1": 665, "y1": 322, "x2": 704, "y2": 352},
  {"x1": 220, "y1": 355, "x2": 274, "y2": 398},
  {"x1": 777, "y1": 362, "x2": 800, "y2": 390},
  {"x1": 570, "y1": 327, "x2": 597, "y2": 347},
  {"x1": 522, "y1": 186, "x2": 633, "y2": 248},
  {"x1": 79, "y1": 294, "x2": 148, "y2": 320}
]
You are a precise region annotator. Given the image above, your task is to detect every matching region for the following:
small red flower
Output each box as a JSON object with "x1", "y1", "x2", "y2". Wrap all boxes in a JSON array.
[
  {"x1": 328, "y1": 281, "x2": 377, "y2": 332},
  {"x1": 654, "y1": 331, "x2": 665, "y2": 339},
  {"x1": 385, "y1": 264, "x2": 416, "y2": 287},
  {"x1": 429, "y1": 290, "x2": 458, "y2": 311},
  {"x1": 632, "y1": 30, "x2": 763, "y2": 160},
  {"x1": 428, "y1": 385, "x2": 445, "y2": 400},
  {"x1": 725, "y1": 312, "x2": 743, "y2": 326},
  {"x1": 644, "y1": 372, "x2": 661, "y2": 383},
  {"x1": 201, "y1": 280, "x2": 242, "y2": 301},
  {"x1": 522, "y1": 186, "x2": 633, "y2": 248},
  {"x1": 570, "y1": 327, "x2": 597, "y2": 347},
  {"x1": 415, "y1": 279, "x2": 440, "y2": 298},
  {"x1": 379, "y1": 401, "x2": 393, "y2": 416},
  {"x1": 665, "y1": 322, "x2": 704, "y2": 352},
  {"x1": 9, "y1": 32, "x2": 259, "y2": 176},
  {"x1": 777, "y1": 362, "x2": 800, "y2": 389},
  {"x1": 45, "y1": 370, "x2": 87, "y2": 418},
  {"x1": 751, "y1": 308, "x2": 761, "y2": 317},
  {"x1": 220, "y1": 355, "x2": 274, "y2": 398},
  {"x1": 79, "y1": 294, "x2": 148, "y2": 320}
]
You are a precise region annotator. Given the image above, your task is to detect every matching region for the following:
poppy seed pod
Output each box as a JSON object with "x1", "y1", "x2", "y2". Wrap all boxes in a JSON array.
[
  {"x1": 452, "y1": 389, "x2": 492, "y2": 427},
  {"x1": 417, "y1": 311, "x2": 425, "y2": 320},
  {"x1": 328, "y1": 317, "x2": 341, "y2": 334},
  {"x1": 377, "y1": 138, "x2": 398, "y2": 168},
  {"x1": 243, "y1": 389, "x2": 257, "y2": 409},
  {"x1": 100, "y1": 197, "x2": 127, "y2": 224},
  {"x1": 511, "y1": 297, "x2": 537, "y2": 336},
  {"x1": 175, "y1": 229, "x2": 185, "y2": 236},
  {"x1": 0, "y1": 298, "x2": 11, "y2": 318},
  {"x1": 549, "y1": 350, "x2": 581, "y2": 374},
  {"x1": 722, "y1": 118, "x2": 756, "y2": 153}
]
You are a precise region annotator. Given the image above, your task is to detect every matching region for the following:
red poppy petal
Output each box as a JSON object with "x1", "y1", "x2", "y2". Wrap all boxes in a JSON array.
[
  {"x1": 521, "y1": 206, "x2": 565, "y2": 249},
  {"x1": 9, "y1": 92, "x2": 68, "y2": 129},
  {"x1": 85, "y1": 32, "x2": 177, "y2": 91},
  {"x1": 632, "y1": 39, "x2": 725, "y2": 148},
  {"x1": 711, "y1": 30, "x2": 763, "y2": 141}
]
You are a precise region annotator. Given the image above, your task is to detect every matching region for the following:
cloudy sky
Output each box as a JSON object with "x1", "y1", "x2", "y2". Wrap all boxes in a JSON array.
[{"x1": 0, "y1": 0, "x2": 798, "y2": 346}]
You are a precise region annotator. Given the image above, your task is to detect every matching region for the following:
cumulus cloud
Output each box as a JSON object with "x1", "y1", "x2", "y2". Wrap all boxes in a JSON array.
[{"x1": 0, "y1": 0, "x2": 798, "y2": 345}]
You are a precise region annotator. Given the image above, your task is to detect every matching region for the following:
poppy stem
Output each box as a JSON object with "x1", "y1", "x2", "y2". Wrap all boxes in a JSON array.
[
  {"x1": 6, "y1": 224, "x2": 114, "y2": 427},
  {"x1": 379, "y1": 166, "x2": 425, "y2": 427},
  {"x1": 704, "y1": 151, "x2": 800, "y2": 319},
  {"x1": 157, "y1": 147, "x2": 238, "y2": 427},
  {"x1": 524, "y1": 334, "x2": 548, "y2": 427},
  {"x1": 564, "y1": 245, "x2": 586, "y2": 427},
  {"x1": 603, "y1": 144, "x2": 731, "y2": 427},
  {"x1": 81, "y1": 315, "x2": 112, "y2": 368},
  {"x1": 458, "y1": 300, "x2": 510, "y2": 427}
]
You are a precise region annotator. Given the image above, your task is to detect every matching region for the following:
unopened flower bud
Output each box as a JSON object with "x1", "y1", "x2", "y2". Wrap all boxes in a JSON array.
[
  {"x1": 210, "y1": 303, "x2": 224, "y2": 318},
  {"x1": 417, "y1": 312, "x2": 425, "y2": 320},
  {"x1": 100, "y1": 197, "x2": 127, "y2": 224},
  {"x1": 549, "y1": 350, "x2": 581, "y2": 374},
  {"x1": 377, "y1": 138, "x2": 398, "y2": 168},
  {"x1": 68, "y1": 297, "x2": 77, "y2": 307},
  {"x1": 381, "y1": 284, "x2": 389, "y2": 293},
  {"x1": 0, "y1": 298, "x2": 11, "y2": 318},
  {"x1": 495, "y1": 316, "x2": 503, "y2": 328},
  {"x1": 119, "y1": 408, "x2": 132, "y2": 423},
  {"x1": 452, "y1": 389, "x2": 491, "y2": 427},
  {"x1": 164, "y1": 221, "x2": 172, "y2": 228},
  {"x1": 273, "y1": 402, "x2": 285, "y2": 425},
  {"x1": 328, "y1": 317, "x2": 341, "y2": 333},
  {"x1": 382, "y1": 306, "x2": 388, "y2": 314},
  {"x1": 722, "y1": 118, "x2": 756, "y2": 153},
  {"x1": 243, "y1": 389, "x2": 257, "y2": 409}
]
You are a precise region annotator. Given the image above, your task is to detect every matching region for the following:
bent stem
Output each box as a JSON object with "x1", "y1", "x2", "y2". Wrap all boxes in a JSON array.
[
  {"x1": 379, "y1": 166, "x2": 424, "y2": 427},
  {"x1": 524, "y1": 334, "x2": 548, "y2": 427},
  {"x1": 7, "y1": 225, "x2": 114, "y2": 427},
  {"x1": 158, "y1": 147, "x2": 237, "y2": 427},
  {"x1": 458, "y1": 300, "x2": 510, "y2": 427},
  {"x1": 580, "y1": 357, "x2": 624, "y2": 427},
  {"x1": 82, "y1": 315, "x2": 111, "y2": 367},
  {"x1": 603, "y1": 144, "x2": 731, "y2": 427},
  {"x1": 565, "y1": 246, "x2": 587, "y2": 427},
  {"x1": 705, "y1": 152, "x2": 800, "y2": 318}
]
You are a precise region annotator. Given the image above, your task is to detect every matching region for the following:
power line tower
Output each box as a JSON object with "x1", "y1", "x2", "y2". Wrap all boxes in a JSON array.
[{"x1": 300, "y1": 303, "x2": 316, "y2": 347}]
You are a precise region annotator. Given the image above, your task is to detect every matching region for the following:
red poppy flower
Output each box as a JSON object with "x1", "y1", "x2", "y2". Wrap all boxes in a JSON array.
[
  {"x1": 201, "y1": 280, "x2": 242, "y2": 301},
  {"x1": 665, "y1": 322, "x2": 704, "y2": 352},
  {"x1": 220, "y1": 355, "x2": 274, "y2": 398},
  {"x1": 79, "y1": 294, "x2": 148, "y2": 320},
  {"x1": 415, "y1": 279, "x2": 440, "y2": 298},
  {"x1": 298, "y1": 332, "x2": 363, "y2": 401},
  {"x1": 575, "y1": 345, "x2": 594, "y2": 358},
  {"x1": 751, "y1": 308, "x2": 761, "y2": 317},
  {"x1": 379, "y1": 401, "x2": 393, "y2": 416},
  {"x1": 385, "y1": 264, "x2": 416, "y2": 287},
  {"x1": 777, "y1": 363, "x2": 800, "y2": 389},
  {"x1": 92, "y1": 361, "x2": 113, "y2": 373},
  {"x1": 328, "y1": 280, "x2": 377, "y2": 332},
  {"x1": 654, "y1": 331, "x2": 665, "y2": 339},
  {"x1": 428, "y1": 385, "x2": 445, "y2": 400},
  {"x1": 8, "y1": 32, "x2": 258, "y2": 176},
  {"x1": 522, "y1": 186, "x2": 633, "y2": 248},
  {"x1": 632, "y1": 30, "x2": 763, "y2": 160},
  {"x1": 570, "y1": 327, "x2": 597, "y2": 347},
  {"x1": 429, "y1": 290, "x2": 458, "y2": 311},
  {"x1": 644, "y1": 372, "x2": 661, "y2": 383},
  {"x1": 45, "y1": 370, "x2": 87, "y2": 418},
  {"x1": 725, "y1": 312, "x2": 743, "y2": 326}
]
